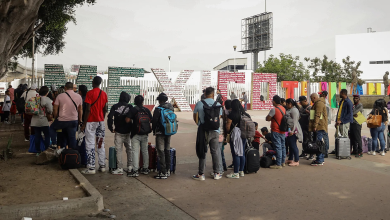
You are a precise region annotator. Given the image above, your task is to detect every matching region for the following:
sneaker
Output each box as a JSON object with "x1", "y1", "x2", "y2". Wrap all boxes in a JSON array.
[
  {"x1": 227, "y1": 164, "x2": 234, "y2": 169},
  {"x1": 355, "y1": 153, "x2": 363, "y2": 158},
  {"x1": 367, "y1": 151, "x2": 372, "y2": 155},
  {"x1": 307, "y1": 155, "x2": 315, "y2": 160},
  {"x1": 214, "y1": 173, "x2": 223, "y2": 180},
  {"x1": 127, "y1": 166, "x2": 133, "y2": 172},
  {"x1": 98, "y1": 166, "x2": 106, "y2": 172},
  {"x1": 50, "y1": 144, "x2": 57, "y2": 150},
  {"x1": 381, "y1": 151, "x2": 385, "y2": 156},
  {"x1": 192, "y1": 174, "x2": 205, "y2": 181},
  {"x1": 310, "y1": 161, "x2": 324, "y2": 166},
  {"x1": 81, "y1": 169, "x2": 96, "y2": 174},
  {"x1": 324, "y1": 154, "x2": 328, "y2": 158},
  {"x1": 372, "y1": 151, "x2": 376, "y2": 156},
  {"x1": 286, "y1": 160, "x2": 293, "y2": 165},
  {"x1": 24, "y1": 138, "x2": 29, "y2": 142},
  {"x1": 289, "y1": 161, "x2": 299, "y2": 166},
  {"x1": 127, "y1": 170, "x2": 139, "y2": 177},
  {"x1": 140, "y1": 168, "x2": 150, "y2": 175},
  {"x1": 269, "y1": 165, "x2": 282, "y2": 169},
  {"x1": 329, "y1": 150, "x2": 336, "y2": 154},
  {"x1": 111, "y1": 168, "x2": 124, "y2": 175},
  {"x1": 166, "y1": 170, "x2": 171, "y2": 177},
  {"x1": 226, "y1": 173, "x2": 239, "y2": 179},
  {"x1": 154, "y1": 172, "x2": 168, "y2": 179},
  {"x1": 210, "y1": 172, "x2": 224, "y2": 177},
  {"x1": 282, "y1": 163, "x2": 286, "y2": 167},
  {"x1": 299, "y1": 153, "x2": 307, "y2": 158},
  {"x1": 4, "y1": 121, "x2": 10, "y2": 124},
  {"x1": 239, "y1": 171, "x2": 245, "y2": 177}
]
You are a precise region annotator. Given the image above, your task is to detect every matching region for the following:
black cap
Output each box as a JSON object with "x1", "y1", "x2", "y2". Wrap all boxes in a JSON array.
[
  {"x1": 299, "y1": 96, "x2": 307, "y2": 102},
  {"x1": 156, "y1": 93, "x2": 168, "y2": 101}
]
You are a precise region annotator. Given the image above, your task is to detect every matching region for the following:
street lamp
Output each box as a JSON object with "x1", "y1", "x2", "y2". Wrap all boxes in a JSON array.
[
  {"x1": 233, "y1": 46, "x2": 237, "y2": 72},
  {"x1": 168, "y1": 56, "x2": 171, "y2": 72}
]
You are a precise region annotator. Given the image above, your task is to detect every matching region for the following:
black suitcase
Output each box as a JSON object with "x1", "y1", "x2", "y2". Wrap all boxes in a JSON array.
[
  {"x1": 245, "y1": 147, "x2": 260, "y2": 173},
  {"x1": 260, "y1": 155, "x2": 273, "y2": 168},
  {"x1": 59, "y1": 148, "x2": 81, "y2": 169}
]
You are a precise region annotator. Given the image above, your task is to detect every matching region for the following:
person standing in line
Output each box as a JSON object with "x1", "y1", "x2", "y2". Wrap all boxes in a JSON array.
[
  {"x1": 230, "y1": 91, "x2": 237, "y2": 100},
  {"x1": 77, "y1": 85, "x2": 89, "y2": 166},
  {"x1": 2, "y1": 91, "x2": 11, "y2": 124},
  {"x1": 152, "y1": 93, "x2": 174, "y2": 179},
  {"x1": 126, "y1": 95, "x2": 152, "y2": 177},
  {"x1": 31, "y1": 86, "x2": 53, "y2": 154},
  {"x1": 309, "y1": 93, "x2": 328, "y2": 166},
  {"x1": 201, "y1": 89, "x2": 206, "y2": 101},
  {"x1": 8, "y1": 85, "x2": 14, "y2": 102},
  {"x1": 266, "y1": 95, "x2": 286, "y2": 169},
  {"x1": 52, "y1": 82, "x2": 83, "y2": 150},
  {"x1": 240, "y1": 92, "x2": 248, "y2": 111},
  {"x1": 216, "y1": 89, "x2": 224, "y2": 106},
  {"x1": 107, "y1": 91, "x2": 132, "y2": 175},
  {"x1": 80, "y1": 77, "x2": 108, "y2": 174},
  {"x1": 330, "y1": 89, "x2": 353, "y2": 154},
  {"x1": 367, "y1": 99, "x2": 388, "y2": 156},
  {"x1": 319, "y1": 91, "x2": 331, "y2": 157},
  {"x1": 193, "y1": 87, "x2": 223, "y2": 180},
  {"x1": 285, "y1": 98, "x2": 303, "y2": 167},
  {"x1": 298, "y1": 96, "x2": 312, "y2": 159},
  {"x1": 21, "y1": 84, "x2": 38, "y2": 141},
  {"x1": 350, "y1": 95, "x2": 363, "y2": 157}
]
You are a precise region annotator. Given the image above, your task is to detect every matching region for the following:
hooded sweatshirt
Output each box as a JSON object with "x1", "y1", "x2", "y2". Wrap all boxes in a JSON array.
[
  {"x1": 107, "y1": 91, "x2": 132, "y2": 134},
  {"x1": 152, "y1": 102, "x2": 174, "y2": 135}
]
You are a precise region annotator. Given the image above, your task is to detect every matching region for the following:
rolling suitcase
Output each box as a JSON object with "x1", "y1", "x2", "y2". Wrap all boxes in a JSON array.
[
  {"x1": 157, "y1": 148, "x2": 177, "y2": 174},
  {"x1": 109, "y1": 147, "x2": 117, "y2": 171},
  {"x1": 244, "y1": 142, "x2": 260, "y2": 173},
  {"x1": 361, "y1": 136, "x2": 368, "y2": 153},
  {"x1": 139, "y1": 143, "x2": 157, "y2": 171},
  {"x1": 335, "y1": 127, "x2": 351, "y2": 160}
]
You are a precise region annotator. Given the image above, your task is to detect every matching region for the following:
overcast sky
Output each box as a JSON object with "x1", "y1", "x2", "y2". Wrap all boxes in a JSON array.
[{"x1": 28, "y1": 0, "x2": 390, "y2": 76}]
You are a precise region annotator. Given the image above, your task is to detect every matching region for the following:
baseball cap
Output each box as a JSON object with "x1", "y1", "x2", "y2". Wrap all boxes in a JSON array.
[{"x1": 299, "y1": 96, "x2": 307, "y2": 102}]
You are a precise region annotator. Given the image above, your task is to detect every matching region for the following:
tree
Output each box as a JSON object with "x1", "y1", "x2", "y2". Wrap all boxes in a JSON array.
[
  {"x1": 0, "y1": 0, "x2": 96, "y2": 79},
  {"x1": 256, "y1": 53, "x2": 310, "y2": 82}
]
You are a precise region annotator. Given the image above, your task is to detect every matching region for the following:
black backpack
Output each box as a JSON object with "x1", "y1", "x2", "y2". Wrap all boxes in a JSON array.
[
  {"x1": 135, "y1": 106, "x2": 152, "y2": 135},
  {"x1": 273, "y1": 106, "x2": 288, "y2": 132},
  {"x1": 201, "y1": 100, "x2": 222, "y2": 131},
  {"x1": 59, "y1": 148, "x2": 81, "y2": 169},
  {"x1": 16, "y1": 89, "x2": 29, "y2": 113}
]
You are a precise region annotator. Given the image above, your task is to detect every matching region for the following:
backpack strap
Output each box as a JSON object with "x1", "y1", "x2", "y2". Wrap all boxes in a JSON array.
[
  {"x1": 91, "y1": 90, "x2": 102, "y2": 106},
  {"x1": 272, "y1": 106, "x2": 285, "y2": 127},
  {"x1": 65, "y1": 92, "x2": 78, "y2": 111}
]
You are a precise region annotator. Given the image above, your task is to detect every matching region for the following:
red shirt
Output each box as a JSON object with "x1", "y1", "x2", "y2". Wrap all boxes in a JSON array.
[
  {"x1": 271, "y1": 105, "x2": 286, "y2": 134},
  {"x1": 85, "y1": 88, "x2": 108, "y2": 122},
  {"x1": 254, "y1": 131, "x2": 261, "y2": 144}
]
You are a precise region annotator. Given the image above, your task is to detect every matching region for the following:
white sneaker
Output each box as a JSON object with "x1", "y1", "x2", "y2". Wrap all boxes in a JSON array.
[
  {"x1": 381, "y1": 151, "x2": 385, "y2": 156},
  {"x1": 239, "y1": 171, "x2": 245, "y2": 177},
  {"x1": 367, "y1": 151, "x2": 372, "y2": 155},
  {"x1": 81, "y1": 169, "x2": 96, "y2": 174},
  {"x1": 111, "y1": 168, "x2": 124, "y2": 175},
  {"x1": 214, "y1": 173, "x2": 222, "y2": 180},
  {"x1": 226, "y1": 173, "x2": 239, "y2": 179},
  {"x1": 372, "y1": 151, "x2": 376, "y2": 156},
  {"x1": 24, "y1": 139, "x2": 29, "y2": 142},
  {"x1": 98, "y1": 166, "x2": 106, "y2": 172},
  {"x1": 127, "y1": 166, "x2": 133, "y2": 172},
  {"x1": 210, "y1": 171, "x2": 224, "y2": 177}
]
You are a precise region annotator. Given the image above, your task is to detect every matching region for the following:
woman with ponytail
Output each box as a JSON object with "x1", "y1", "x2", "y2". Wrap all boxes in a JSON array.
[{"x1": 285, "y1": 98, "x2": 303, "y2": 166}]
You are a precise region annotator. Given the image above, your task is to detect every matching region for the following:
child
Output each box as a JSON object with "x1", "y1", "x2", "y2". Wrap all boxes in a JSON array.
[
  {"x1": 261, "y1": 127, "x2": 276, "y2": 155},
  {"x1": 252, "y1": 122, "x2": 261, "y2": 151},
  {"x1": 10, "y1": 100, "x2": 16, "y2": 124},
  {"x1": 2, "y1": 91, "x2": 11, "y2": 124},
  {"x1": 0, "y1": 102, "x2": 4, "y2": 122}
]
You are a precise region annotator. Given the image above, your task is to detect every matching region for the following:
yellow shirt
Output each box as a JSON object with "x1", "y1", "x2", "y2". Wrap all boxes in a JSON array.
[{"x1": 337, "y1": 100, "x2": 344, "y2": 121}]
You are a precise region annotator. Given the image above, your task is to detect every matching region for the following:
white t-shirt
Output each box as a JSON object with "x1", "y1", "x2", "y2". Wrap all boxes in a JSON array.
[{"x1": 2, "y1": 95, "x2": 11, "y2": 111}]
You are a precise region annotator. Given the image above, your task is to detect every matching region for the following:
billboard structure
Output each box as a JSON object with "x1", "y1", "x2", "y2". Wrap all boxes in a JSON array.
[{"x1": 240, "y1": 12, "x2": 273, "y2": 70}]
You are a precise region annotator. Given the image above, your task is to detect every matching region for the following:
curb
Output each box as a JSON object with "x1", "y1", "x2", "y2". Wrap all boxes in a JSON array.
[{"x1": 0, "y1": 169, "x2": 104, "y2": 220}]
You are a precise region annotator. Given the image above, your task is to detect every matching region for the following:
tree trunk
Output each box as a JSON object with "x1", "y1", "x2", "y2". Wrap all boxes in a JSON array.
[{"x1": 0, "y1": 0, "x2": 45, "y2": 79}]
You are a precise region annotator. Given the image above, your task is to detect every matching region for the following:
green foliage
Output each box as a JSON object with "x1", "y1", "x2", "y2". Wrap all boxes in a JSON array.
[
  {"x1": 256, "y1": 54, "x2": 310, "y2": 82},
  {"x1": 18, "y1": 0, "x2": 96, "y2": 58}
]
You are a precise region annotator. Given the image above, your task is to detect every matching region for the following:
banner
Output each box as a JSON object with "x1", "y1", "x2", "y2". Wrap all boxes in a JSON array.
[
  {"x1": 320, "y1": 82, "x2": 328, "y2": 92},
  {"x1": 251, "y1": 73, "x2": 277, "y2": 110},
  {"x1": 44, "y1": 64, "x2": 66, "y2": 89},
  {"x1": 76, "y1": 65, "x2": 97, "y2": 90}
]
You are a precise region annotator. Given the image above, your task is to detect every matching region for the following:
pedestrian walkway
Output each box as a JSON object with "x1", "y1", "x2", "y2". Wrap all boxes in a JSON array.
[{"x1": 0, "y1": 115, "x2": 23, "y2": 132}]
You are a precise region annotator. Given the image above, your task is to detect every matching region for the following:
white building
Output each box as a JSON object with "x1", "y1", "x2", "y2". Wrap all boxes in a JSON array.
[{"x1": 335, "y1": 31, "x2": 390, "y2": 80}]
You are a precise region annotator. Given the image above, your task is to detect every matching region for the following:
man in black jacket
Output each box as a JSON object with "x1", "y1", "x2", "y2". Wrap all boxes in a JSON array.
[
  {"x1": 298, "y1": 96, "x2": 313, "y2": 159},
  {"x1": 216, "y1": 89, "x2": 223, "y2": 105},
  {"x1": 107, "y1": 91, "x2": 132, "y2": 175},
  {"x1": 152, "y1": 93, "x2": 175, "y2": 179}
]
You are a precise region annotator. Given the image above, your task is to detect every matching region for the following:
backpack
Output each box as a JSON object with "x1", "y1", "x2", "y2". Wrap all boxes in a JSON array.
[
  {"x1": 201, "y1": 100, "x2": 222, "y2": 131},
  {"x1": 16, "y1": 89, "x2": 29, "y2": 113},
  {"x1": 25, "y1": 96, "x2": 42, "y2": 116},
  {"x1": 273, "y1": 106, "x2": 288, "y2": 132},
  {"x1": 240, "y1": 114, "x2": 255, "y2": 139},
  {"x1": 59, "y1": 148, "x2": 81, "y2": 169},
  {"x1": 157, "y1": 107, "x2": 178, "y2": 135},
  {"x1": 135, "y1": 106, "x2": 152, "y2": 135}
]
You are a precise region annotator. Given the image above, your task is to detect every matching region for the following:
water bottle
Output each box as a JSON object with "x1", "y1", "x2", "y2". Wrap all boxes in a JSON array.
[{"x1": 288, "y1": 128, "x2": 291, "y2": 133}]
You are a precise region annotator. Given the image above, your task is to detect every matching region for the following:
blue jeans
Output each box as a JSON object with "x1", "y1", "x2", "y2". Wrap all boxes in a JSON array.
[
  {"x1": 370, "y1": 122, "x2": 386, "y2": 152},
  {"x1": 49, "y1": 125, "x2": 57, "y2": 145},
  {"x1": 287, "y1": 134, "x2": 299, "y2": 162},
  {"x1": 315, "y1": 130, "x2": 327, "y2": 163},
  {"x1": 34, "y1": 126, "x2": 50, "y2": 153},
  {"x1": 230, "y1": 138, "x2": 246, "y2": 173},
  {"x1": 51, "y1": 120, "x2": 78, "y2": 150},
  {"x1": 323, "y1": 132, "x2": 329, "y2": 152},
  {"x1": 220, "y1": 142, "x2": 227, "y2": 170},
  {"x1": 272, "y1": 132, "x2": 286, "y2": 166}
]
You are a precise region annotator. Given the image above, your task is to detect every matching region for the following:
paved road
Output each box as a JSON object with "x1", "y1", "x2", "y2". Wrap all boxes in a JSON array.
[{"x1": 63, "y1": 110, "x2": 390, "y2": 220}]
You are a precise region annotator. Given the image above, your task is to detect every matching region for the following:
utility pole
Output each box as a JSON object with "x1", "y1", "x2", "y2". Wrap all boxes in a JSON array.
[
  {"x1": 168, "y1": 56, "x2": 171, "y2": 72},
  {"x1": 32, "y1": 31, "x2": 35, "y2": 84},
  {"x1": 233, "y1": 46, "x2": 237, "y2": 72},
  {"x1": 264, "y1": 0, "x2": 267, "y2": 62}
]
